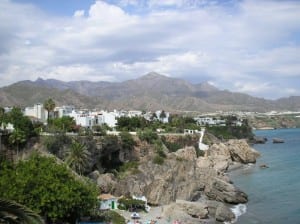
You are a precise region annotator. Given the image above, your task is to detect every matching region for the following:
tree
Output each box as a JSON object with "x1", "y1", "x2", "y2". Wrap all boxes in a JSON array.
[
  {"x1": 65, "y1": 140, "x2": 91, "y2": 175},
  {"x1": 120, "y1": 131, "x2": 136, "y2": 151},
  {"x1": 7, "y1": 107, "x2": 34, "y2": 138},
  {"x1": 159, "y1": 110, "x2": 166, "y2": 120},
  {"x1": 0, "y1": 107, "x2": 5, "y2": 124},
  {"x1": 0, "y1": 154, "x2": 98, "y2": 223},
  {"x1": 48, "y1": 116, "x2": 76, "y2": 133},
  {"x1": 116, "y1": 116, "x2": 148, "y2": 131},
  {"x1": 138, "y1": 129, "x2": 158, "y2": 144},
  {"x1": 42, "y1": 133, "x2": 72, "y2": 157},
  {"x1": 0, "y1": 198, "x2": 44, "y2": 224},
  {"x1": 43, "y1": 98, "x2": 55, "y2": 123},
  {"x1": 8, "y1": 128, "x2": 26, "y2": 159}
]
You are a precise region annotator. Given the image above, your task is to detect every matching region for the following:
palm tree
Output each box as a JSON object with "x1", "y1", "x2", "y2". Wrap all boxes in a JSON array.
[
  {"x1": 8, "y1": 128, "x2": 26, "y2": 160},
  {"x1": 43, "y1": 98, "x2": 55, "y2": 123},
  {"x1": 65, "y1": 140, "x2": 91, "y2": 175},
  {"x1": 0, "y1": 198, "x2": 44, "y2": 224}
]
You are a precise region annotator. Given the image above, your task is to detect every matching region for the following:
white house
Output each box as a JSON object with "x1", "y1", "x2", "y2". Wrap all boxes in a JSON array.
[
  {"x1": 98, "y1": 194, "x2": 119, "y2": 210},
  {"x1": 132, "y1": 195, "x2": 151, "y2": 212},
  {"x1": 195, "y1": 117, "x2": 226, "y2": 126},
  {"x1": 98, "y1": 111, "x2": 118, "y2": 128},
  {"x1": 128, "y1": 110, "x2": 143, "y2": 117},
  {"x1": 155, "y1": 110, "x2": 170, "y2": 123},
  {"x1": 68, "y1": 111, "x2": 94, "y2": 128},
  {"x1": 55, "y1": 105, "x2": 75, "y2": 118},
  {"x1": 24, "y1": 103, "x2": 47, "y2": 122},
  {"x1": 67, "y1": 110, "x2": 118, "y2": 129},
  {"x1": 0, "y1": 122, "x2": 14, "y2": 132}
]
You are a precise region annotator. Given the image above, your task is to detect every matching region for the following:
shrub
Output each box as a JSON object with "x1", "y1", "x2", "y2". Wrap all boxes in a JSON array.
[
  {"x1": 153, "y1": 155, "x2": 164, "y2": 165},
  {"x1": 197, "y1": 149, "x2": 205, "y2": 157},
  {"x1": 138, "y1": 129, "x2": 158, "y2": 144},
  {"x1": 118, "y1": 197, "x2": 145, "y2": 211},
  {"x1": 118, "y1": 161, "x2": 139, "y2": 173}
]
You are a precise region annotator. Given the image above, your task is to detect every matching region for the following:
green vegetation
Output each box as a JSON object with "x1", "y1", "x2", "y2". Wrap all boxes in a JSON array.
[
  {"x1": 47, "y1": 116, "x2": 77, "y2": 133},
  {"x1": 161, "y1": 135, "x2": 197, "y2": 152},
  {"x1": 89, "y1": 210, "x2": 125, "y2": 224},
  {"x1": 118, "y1": 197, "x2": 146, "y2": 211},
  {"x1": 207, "y1": 118, "x2": 253, "y2": 140},
  {"x1": 6, "y1": 107, "x2": 36, "y2": 138},
  {"x1": 138, "y1": 129, "x2": 158, "y2": 144},
  {"x1": 8, "y1": 128, "x2": 26, "y2": 157},
  {"x1": 65, "y1": 140, "x2": 91, "y2": 175},
  {"x1": 0, "y1": 154, "x2": 98, "y2": 223},
  {"x1": 42, "y1": 133, "x2": 72, "y2": 156},
  {"x1": 117, "y1": 116, "x2": 148, "y2": 131},
  {"x1": 0, "y1": 198, "x2": 44, "y2": 224},
  {"x1": 43, "y1": 98, "x2": 55, "y2": 122},
  {"x1": 0, "y1": 107, "x2": 37, "y2": 160},
  {"x1": 118, "y1": 161, "x2": 139, "y2": 173},
  {"x1": 120, "y1": 131, "x2": 136, "y2": 151}
]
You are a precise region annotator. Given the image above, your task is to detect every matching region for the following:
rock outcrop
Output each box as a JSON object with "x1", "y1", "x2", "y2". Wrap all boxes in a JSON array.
[
  {"x1": 206, "y1": 139, "x2": 260, "y2": 171},
  {"x1": 94, "y1": 139, "x2": 259, "y2": 222},
  {"x1": 162, "y1": 200, "x2": 209, "y2": 222}
]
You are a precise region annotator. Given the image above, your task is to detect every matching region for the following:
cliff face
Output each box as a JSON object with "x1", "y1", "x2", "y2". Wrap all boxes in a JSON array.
[
  {"x1": 94, "y1": 139, "x2": 259, "y2": 204},
  {"x1": 91, "y1": 139, "x2": 259, "y2": 222}
]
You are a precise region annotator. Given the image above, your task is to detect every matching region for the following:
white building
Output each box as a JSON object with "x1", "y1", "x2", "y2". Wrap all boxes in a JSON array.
[
  {"x1": 55, "y1": 105, "x2": 75, "y2": 118},
  {"x1": 98, "y1": 194, "x2": 119, "y2": 210},
  {"x1": 128, "y1": 110, "x2": 143, "y2": 117},
  {"x1": 68, "y1": 110, "x2": 118, "y2": 128},
  {"x1": 99, "y1": 111, "x2": 118, "y2": 128},
  {"x1": 68, "y1": 110, "x2": 94, "y2": 128},
  {"x1": 195, "y1": 117, "x2": 226, "y2": 126},
  {"x1": 155, "y1": 110, "x2": 170, "y2": 123},
  {"x1": 24, "y1": 103, "x2": 47, "y2": 122}
]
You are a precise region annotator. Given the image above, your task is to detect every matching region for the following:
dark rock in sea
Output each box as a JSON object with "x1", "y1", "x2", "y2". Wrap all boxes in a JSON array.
[
  {"x1": 260, "y1": 164, "x2": 269, "y2": 169},
  {"x1": 273, "y1": 138, "x2": 284, "y2": 143},
  {"x1": 253, "y1": 136, "x2": 268, "y2": 144}
]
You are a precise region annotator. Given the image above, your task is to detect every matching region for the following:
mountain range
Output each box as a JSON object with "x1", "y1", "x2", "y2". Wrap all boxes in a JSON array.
[{"x1": 1, "y1": 72, "x2": 300, "y2": 113}]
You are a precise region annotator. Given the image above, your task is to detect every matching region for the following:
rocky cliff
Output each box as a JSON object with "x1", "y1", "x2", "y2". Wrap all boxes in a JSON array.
[{"x1": 91, "y1": 139, "x2": 260, "y2": 223}]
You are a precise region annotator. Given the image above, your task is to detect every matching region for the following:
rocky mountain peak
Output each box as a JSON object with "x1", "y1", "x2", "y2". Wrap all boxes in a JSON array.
[
  {"x1": 197, "y1": 81, "x2": 218, "y2": 92},
  {"x1": 139, "y1": 72, "x2": 169, "y2": 80}
]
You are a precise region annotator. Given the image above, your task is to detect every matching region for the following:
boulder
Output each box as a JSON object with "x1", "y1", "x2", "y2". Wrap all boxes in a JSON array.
[
  {"x1": 226, "y1": 139, "x2": 260, "y2": 164},
  {"x1": 88, "y1": 170, "x2": 100, "y2": 181},
  {"x1": 205, "y1": 177, "x2": 248, "y2": 204},
  {"x1": 175, "y1": 200, "x2": 209, "y2": 219},
  {"x1": 96, "y1": 173, "x2": 117, "y2": 193},
  {"x1": 215, "y1": 204, "x2": 235, "y2": 222},
  {"x1": 174, "y1": 146, "x2": 197, "y2": 161},
  {"x1": 253, "y1": 136, "x2": 267, "y2": 144},
  {"x1": 161, "y1": 200, "x2": 209, "y2": 223}
]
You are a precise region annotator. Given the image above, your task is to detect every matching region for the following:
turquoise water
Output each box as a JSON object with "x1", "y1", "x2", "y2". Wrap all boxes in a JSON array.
[{"x1": 230, "y1": 128, "x2": 300, "y2": 224}]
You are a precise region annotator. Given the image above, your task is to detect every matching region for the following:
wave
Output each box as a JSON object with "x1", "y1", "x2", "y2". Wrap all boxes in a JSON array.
[{"x1": 224, "y1": 204, "x2": 247, "y2": 224}]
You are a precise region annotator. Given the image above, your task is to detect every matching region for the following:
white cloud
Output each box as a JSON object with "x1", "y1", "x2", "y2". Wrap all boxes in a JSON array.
[
  {"x1": 74, "y1": 10, "x2": 85, "y2": 18},
  {"x1": 0, "y1": 0, "x2": 300, "y2": 99}
]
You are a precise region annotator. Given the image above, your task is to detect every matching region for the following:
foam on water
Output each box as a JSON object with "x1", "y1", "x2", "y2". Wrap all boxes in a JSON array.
[{"x1": 224, "y1": 204, "x2": 247, "y2": 224}]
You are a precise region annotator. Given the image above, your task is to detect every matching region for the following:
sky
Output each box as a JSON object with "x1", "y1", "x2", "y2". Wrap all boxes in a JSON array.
[{"x1": 1, "y1": 0, "x2": 300, "y2": 99}]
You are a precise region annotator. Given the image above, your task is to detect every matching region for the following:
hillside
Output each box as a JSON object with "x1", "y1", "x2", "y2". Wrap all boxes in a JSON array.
[{"x1": 0, "y1": 72, "x2": 300, "y2": 112}]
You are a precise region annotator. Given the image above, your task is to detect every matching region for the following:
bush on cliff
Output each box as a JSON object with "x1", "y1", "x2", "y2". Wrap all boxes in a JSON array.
[
  {"x1": 138, "y1": 129, "x2": 158, "y2": 144},
  {"x1": 118, "y1": 197, "x2": 146, "y2": 211},
  {"x1": 0, "y1": 154, "x2": 98, "y2": 223}
]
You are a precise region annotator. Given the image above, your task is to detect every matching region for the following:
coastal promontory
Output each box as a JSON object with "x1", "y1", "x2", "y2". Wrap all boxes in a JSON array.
[{"x1": 92, "y1": 138, "x2": 260, "y2": 223}]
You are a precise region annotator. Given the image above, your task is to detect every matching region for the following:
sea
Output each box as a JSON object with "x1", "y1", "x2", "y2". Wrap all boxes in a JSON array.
[{"x1": 229, "y1": 128, "x2": 300, "y2": 224}]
